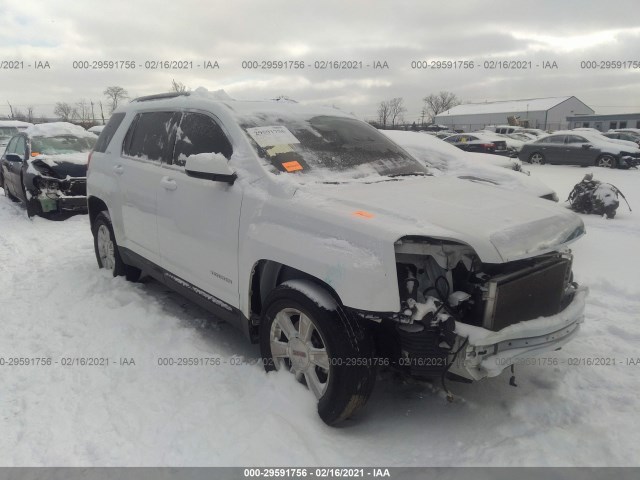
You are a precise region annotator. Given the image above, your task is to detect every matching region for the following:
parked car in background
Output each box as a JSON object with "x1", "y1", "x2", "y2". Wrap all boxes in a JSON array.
[
  {"x1": 485, "y1": 125, "x2": 523, "y2": 135},
  {"x1": 508, "y1": 132, "x2": 538, "y2": 142},
  {"x1": 88, "y1": 125, "x2": 105, "y2": 135},
  {"x1": 86, "y1": 89, "x2": 586, "y2": 425},
  {"x1": 443, "y1": 132, "x2": 510, "y2": 156},
  {"x1": 519, "y1": 131, "x2": 640, "y2": 168},
  {"x1": 422, "y1": 130, "x2": 456, "y2": 139},
  {"x1": 603, "y1": 131, "x2": 640, "y2": 147},
  {"x1": 613, "y1": 128, "x2": 640, "y2": 135},
  {"x1": 1, "y1": 122, "x2": 96, "y2": 216},
  {"x1": 475, "y1": 130, "x2": 528, "y2": 155},
  {"x1": 383, "y1": 130, "x2": 558, "y2": 201},
  {"x1": 0, "y1": 120, "x2": 33, "y2": 155}
]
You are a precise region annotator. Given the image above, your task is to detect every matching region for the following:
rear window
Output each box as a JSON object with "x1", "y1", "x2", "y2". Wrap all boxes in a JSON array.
[
  {"x1": 538, "y1": 135, "x2": 565, "y2": 144},
  {"x1": 123, "y1": 111, "x2": 180, "y2": 162},
  {"x1": 94, "y1": 113, "x2": 126, "y2": 153}
]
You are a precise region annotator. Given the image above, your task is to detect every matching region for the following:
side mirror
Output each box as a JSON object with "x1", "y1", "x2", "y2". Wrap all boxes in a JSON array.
[
  {"x1": 582, "y1": 144, "x2": 592, "y2": 149},
  {"x1": 184, "y1": 154, "x2": 237, "y2": 185},
  {"x1": 6, "y1": 153, "x2": 23, "y2": 162}
]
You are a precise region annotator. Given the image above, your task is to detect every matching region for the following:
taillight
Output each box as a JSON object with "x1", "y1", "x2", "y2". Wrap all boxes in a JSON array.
[{"x1": 481, "y1": 143, "x2": 495, "y2": 149}]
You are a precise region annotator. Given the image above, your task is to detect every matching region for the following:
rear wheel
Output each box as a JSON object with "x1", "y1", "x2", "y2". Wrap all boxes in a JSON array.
[
  {"x1": 92, "y1": 211, "x2": 141, "y2": 281},
  {"x1": 260, "y1": 283, "x2": 376, "y2": 425},
  {"x1": 596, "y1": 155, "x2": 616, "y2": 168},
  {"x1": 529, "y1": 152, "x2": 545, "y2": 165}
]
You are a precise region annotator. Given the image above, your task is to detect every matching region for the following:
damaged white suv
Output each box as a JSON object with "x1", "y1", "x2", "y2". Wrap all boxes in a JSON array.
[{"x1": 87, "y1": 89, "x2": 587, "y2": 425}]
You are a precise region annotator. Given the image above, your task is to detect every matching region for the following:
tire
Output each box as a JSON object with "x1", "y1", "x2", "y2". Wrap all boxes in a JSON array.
[
  {"x1": 260, "y1": 284, "x2": 376, "y2": 426},
  {"x1": 22, "y1": 175, "x2": 39, "y2": 217},
  {"x1": 528, "y1": 152, "x2": 545, "y2": 165},
  {"x1": 596, "y1": 155, "x2": 616, "y2": 169},
  {"x1": 92, "y1": 211, "x2": 141, "y2": 281}
]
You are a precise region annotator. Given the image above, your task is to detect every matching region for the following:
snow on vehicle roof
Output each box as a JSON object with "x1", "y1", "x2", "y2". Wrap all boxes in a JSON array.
[
  {"x1": 0, "y1": 120, "x2": 34, "y2": 128},
  {"x1": 88, "y1": 125, "x2": 105, "y2": 133},
  {"x1": 438, "y1": 96, "x2": 573, "y2": 116},
  {"x1": 25, "y1": 122, "x2": 97, "y2": 139},
  {"x1": 542, "y1": 130, "x2": 640, "y2": 151},
  {"x1": 122, "y1": 87, "x2": 351, "y2": 121}
]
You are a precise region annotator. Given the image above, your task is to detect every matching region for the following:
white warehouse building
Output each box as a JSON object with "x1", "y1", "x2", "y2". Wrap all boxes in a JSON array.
[{"x1": 434, "y1": 96, "x2": 594, "y2": 132}]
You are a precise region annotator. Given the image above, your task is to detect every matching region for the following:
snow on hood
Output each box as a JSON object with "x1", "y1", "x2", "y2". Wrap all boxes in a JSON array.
[
  {"x1": 34, "y1": 152, "x2": 90, "y2": 167},
  {"x1": 382, "y1": 130, "x2": 554, "y2": 198},
  {"x1": 299, "y1": 176, "x2": 583, "y2": 262},
  {"x1": 25, "y1": 122, "x2": 97, "y2": 139}
]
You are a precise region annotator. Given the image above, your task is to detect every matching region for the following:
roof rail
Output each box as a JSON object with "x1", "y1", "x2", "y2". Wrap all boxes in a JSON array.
[{"x1": 131, "y1": 92, "x2": 191, "y2": 103}]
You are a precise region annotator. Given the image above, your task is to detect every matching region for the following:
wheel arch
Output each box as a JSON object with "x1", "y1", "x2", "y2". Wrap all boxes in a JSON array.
[
  {"x1": 249, "y1": 260, "x2": 345, "y2": 320},
  {"x1": 88, "y1": 196, "x2": 109, "y2": 226}
]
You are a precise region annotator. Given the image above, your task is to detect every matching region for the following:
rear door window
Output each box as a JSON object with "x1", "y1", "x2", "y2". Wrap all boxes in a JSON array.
[
  {"x1": 123, "y1": 111, "x2": 181, "y2": 162},
  {"x1": 94, "y1": 113, "x2": 126, "y2": 153},
  {"x1": 171, "y1": 113, "x2": 233, "y2": 167},
  {"x1": 566, "y1": 135, "x2": 588, "y2": 144},
  {"x1": 540, "y1": 135, "x2": 565, "y2": 144}
]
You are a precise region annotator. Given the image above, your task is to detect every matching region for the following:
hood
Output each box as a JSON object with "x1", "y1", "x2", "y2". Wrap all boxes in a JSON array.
[
  {"x1": 300, "y1": 176, "x2": 584, "y2": 263},
  {"x1": 29, "y1": 153, "x2": 89, "y2": 179}
]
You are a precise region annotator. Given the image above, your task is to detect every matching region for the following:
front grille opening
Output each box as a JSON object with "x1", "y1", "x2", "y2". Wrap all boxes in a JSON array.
[{"x1": 483, "y1": 259, "x2": 570, "y2": 331}]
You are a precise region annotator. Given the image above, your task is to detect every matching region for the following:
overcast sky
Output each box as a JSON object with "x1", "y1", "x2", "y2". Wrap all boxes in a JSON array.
[{"x1": 1, "y1": 0, "x2": 639, "y2": 122}]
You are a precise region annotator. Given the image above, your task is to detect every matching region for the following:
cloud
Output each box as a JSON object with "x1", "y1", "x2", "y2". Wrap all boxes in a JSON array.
[{"x1": 1, "y1": 0, "x2": 639, "y2": 120}]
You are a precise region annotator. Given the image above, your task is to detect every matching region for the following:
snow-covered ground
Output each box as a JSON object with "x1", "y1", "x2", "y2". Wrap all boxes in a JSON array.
[{"x1": 1, "y1": 164, "x2": 639, "y2": 466}]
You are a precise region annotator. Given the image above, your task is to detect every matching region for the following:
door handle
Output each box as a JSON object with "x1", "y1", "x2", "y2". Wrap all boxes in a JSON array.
[
  {"x1": 161, "y1": 176, "x2": 177, "y2": 191},
  {"x1": 113, "y1": 165, "x2": 124, "y2": 175}
]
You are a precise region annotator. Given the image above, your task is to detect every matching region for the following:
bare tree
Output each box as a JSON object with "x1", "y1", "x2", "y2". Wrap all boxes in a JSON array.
[
  {"x1": 388, "y1": 97, "x2": 406, "y2": 128},
  {"x1": 422, "y1": 91, "x2": 460, "y2": 123},
  {"x1": 377, "y1": 100, "x2": 391, "y2": 128},
  {"x1": 6, "y1": 101, "x2": 14, "y2": 119},
  {"x1": 171, "y1": 79, "x2": 188, "y2": 93},
  {"x1": 54, "y1": 102, "x2": 74, "y2": 121},
  {"x1": 26, "y1": 106, "x2": 35, "y2": 123},
  {"x1": 103, "y1": 86, "x2": 129, "y2": 113},
  {"x1": 74, "y1": 99, "x2": 92, "y2": 126},
  {"x1": 13, "y1": 108, "x2": 26, "y2": 121}
]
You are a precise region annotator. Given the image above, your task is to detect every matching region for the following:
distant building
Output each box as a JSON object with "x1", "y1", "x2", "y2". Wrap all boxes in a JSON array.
[
  {"x1": 434, "y1": 96, "x2": 594, "y2": 132},
  {"x1": 566, "y1": 113, "x2": 640, "y2": 132}
]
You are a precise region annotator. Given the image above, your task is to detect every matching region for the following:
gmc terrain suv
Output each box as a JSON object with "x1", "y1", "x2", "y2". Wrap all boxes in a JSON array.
[{"x1": 87, "y1": 89, "x2": 587, "y2": 425}]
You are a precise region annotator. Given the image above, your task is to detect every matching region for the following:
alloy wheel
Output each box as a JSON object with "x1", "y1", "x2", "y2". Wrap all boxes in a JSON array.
[{"x1": 269, "y1": 307, "x2": 331, "y2": 399}]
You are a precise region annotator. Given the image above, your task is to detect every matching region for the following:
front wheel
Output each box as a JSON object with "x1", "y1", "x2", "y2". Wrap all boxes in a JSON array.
[
  {"x1": 92, "y1": 211, "x2": 141, "y2": 281},
  {"x1": 528, "y1": 152, "x2": 545, "y2": 165},
  {"x1": 596, "y1": 155, "x2": 616, "y2": 168},
  {"x1": 260, "y1": 283, "x2": 376, "y2": 425}
]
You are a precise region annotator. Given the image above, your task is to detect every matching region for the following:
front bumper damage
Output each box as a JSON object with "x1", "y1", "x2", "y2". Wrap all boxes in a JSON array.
[
  {"x1": 28, "y1": 177, "x2": 87, "y2": 215},
  {"x1": 450, "y1": 286, "x2": 587, "y2": 381}
]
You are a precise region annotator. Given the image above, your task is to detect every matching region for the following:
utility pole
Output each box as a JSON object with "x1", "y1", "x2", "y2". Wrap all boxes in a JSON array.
[{"x1": 91, "y1": 101, "x2": 96, "y2": 124}]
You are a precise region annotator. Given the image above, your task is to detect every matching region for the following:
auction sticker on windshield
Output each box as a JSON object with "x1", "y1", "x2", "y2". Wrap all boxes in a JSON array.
[{"x1": 246, "y1": 125, "x2": 300, "y2": 147}]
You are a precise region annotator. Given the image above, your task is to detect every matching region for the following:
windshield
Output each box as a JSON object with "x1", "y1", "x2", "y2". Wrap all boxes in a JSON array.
[
  {"x1": 31, "y1": 135, "x2": 96, "y2": 155},
  {"x1": 0, "y1": 127, "x2": 18, "y2": 140},
  {"x1": 240, "y1": 114, "x2": 428, "y2": 181}
]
